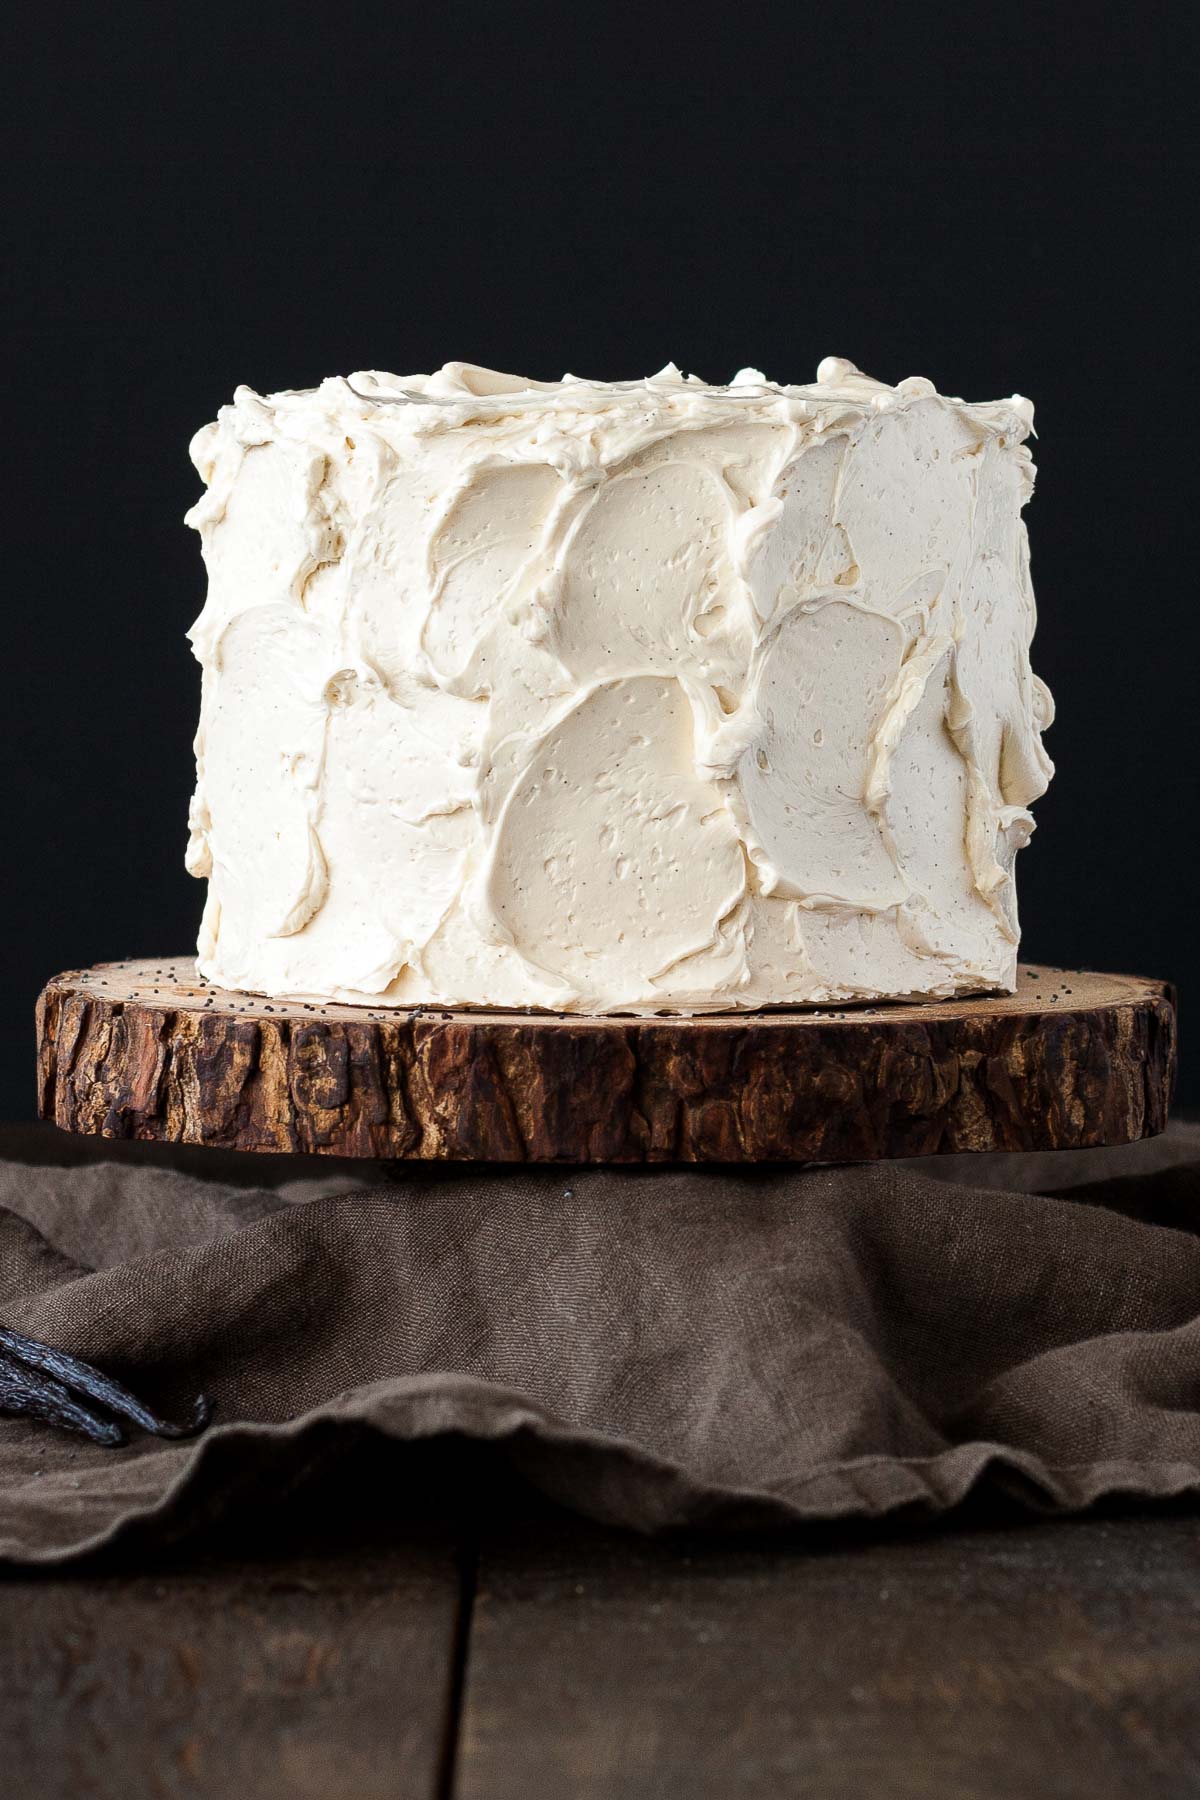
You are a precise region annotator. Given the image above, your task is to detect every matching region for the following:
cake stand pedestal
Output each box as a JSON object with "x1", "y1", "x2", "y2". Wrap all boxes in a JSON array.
[{"x1": 35, "y1": 960, "x2": 1176, "y2": 1164}]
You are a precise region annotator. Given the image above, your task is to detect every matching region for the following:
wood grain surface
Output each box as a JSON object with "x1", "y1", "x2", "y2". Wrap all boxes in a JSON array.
[
  {"x1": 0, "y1": 1534, "x2": 461, "y2": 1800},
  {"x1": 458, "y1": 1513, "x2": 1200, "y2": 1800},
  {"x1": 4, "y1": 1512, "x2": 1195, "y2": 1800},
  {"x1": 36, "y1": 959, "x2": 1176, "y2": 1162}
]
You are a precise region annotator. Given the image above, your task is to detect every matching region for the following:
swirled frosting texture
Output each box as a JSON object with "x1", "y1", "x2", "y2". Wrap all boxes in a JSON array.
[{"x1": 185, "y1": 358, "x2": 1054, "y2": 1011}]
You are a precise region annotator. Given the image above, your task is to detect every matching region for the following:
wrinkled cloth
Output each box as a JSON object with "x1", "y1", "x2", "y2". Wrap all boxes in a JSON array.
[{"x1": 1, "y1": 1121, "x2": 1198, "y2": 1564}]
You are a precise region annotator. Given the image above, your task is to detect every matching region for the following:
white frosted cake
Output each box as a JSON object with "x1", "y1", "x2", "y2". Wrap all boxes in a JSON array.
[{"x1": 184, "y1": 358, "x2": 1054, "y2": 1013}]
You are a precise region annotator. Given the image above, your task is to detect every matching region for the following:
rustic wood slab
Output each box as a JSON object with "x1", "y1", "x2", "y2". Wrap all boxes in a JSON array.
[
  {"x1": 456, "y1": 1512, "x2": 1200, "y2": 1800},
  {"x1": 36, "y1": 959, "x2": 1176, "y2": 1163}
]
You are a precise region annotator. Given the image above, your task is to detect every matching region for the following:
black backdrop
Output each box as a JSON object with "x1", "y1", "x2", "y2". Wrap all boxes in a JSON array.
[{"x1": 5, "y1": 4, "x2": 1195, "y2": 1115}]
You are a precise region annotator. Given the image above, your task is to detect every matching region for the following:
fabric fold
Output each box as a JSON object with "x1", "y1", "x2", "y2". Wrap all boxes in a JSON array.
[{"x1": 1, "y1": 1122, "x2": 1198, "y2": 1565}]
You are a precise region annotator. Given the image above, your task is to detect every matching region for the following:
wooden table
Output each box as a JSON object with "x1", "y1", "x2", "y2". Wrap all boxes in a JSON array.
[{"x1": 3, "y1": 1497, "x2": 1198, "y2": 1799}]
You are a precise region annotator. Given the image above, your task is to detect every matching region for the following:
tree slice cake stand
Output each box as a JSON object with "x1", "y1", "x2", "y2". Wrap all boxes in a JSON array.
[{"x1": 35, "y1": 959, "x2": 1177, "y2": 1164}]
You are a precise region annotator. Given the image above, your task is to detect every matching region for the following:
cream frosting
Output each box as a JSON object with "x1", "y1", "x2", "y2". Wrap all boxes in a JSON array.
[{"x1": 184, "y1": 357, "x2": 1053, "y2": 1011}]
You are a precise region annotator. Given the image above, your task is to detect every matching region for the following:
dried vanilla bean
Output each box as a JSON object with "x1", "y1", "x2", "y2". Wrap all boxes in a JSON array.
[
  {"x1": 0, "y1": 1349, "x2": 126, "y2": 1446},
  {"x1": 0, "y1": 1326, "x2": 211, "y2": 1443}
]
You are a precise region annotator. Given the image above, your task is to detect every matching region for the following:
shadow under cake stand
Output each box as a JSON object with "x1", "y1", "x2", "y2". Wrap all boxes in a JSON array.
[{"x1": 35, "y1": 960, "x2": 1176, "y2": 1164}]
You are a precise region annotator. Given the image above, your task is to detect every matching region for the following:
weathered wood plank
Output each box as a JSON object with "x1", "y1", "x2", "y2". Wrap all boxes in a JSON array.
[
  {"x1": 0, "y1": 1533, "x2": 461, "y2": 1800},
  {"x1": 36, "y1": 960, "x2": 1177, "y2": 1162},
  {"x1": 457, "y1": 1513, "x2": 1200, "y2": 1800}
]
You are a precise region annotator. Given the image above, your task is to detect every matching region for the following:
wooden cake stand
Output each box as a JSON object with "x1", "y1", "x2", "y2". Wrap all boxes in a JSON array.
[{"x1": 35, "y1": 959, "x2": 1176, "y2": 1164}]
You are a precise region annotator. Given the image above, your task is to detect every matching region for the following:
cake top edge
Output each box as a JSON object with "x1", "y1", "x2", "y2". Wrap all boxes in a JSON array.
[{"x1": 208, "y1": 357, "x2": 1034, "y2": 436}]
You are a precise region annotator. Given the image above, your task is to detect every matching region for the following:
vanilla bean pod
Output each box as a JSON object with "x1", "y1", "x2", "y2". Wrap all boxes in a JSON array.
[
  {"x1": 0, "y1": 1326, "x2": 211, "y2": 1443},
  {"x1": 0, "y1": 1349, "x2": 126, "y2": 1446}
]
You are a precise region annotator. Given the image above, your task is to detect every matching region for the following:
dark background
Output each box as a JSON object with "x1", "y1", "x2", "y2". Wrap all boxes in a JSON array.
[{"x1": 5, "y1": 4, "x2": 1194, "y2": 1115}]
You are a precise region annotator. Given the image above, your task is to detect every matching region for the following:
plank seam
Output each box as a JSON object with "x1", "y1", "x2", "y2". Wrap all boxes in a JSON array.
[{"x1": 436, "y1": 1539, "x2": 479, "y2": 1800}]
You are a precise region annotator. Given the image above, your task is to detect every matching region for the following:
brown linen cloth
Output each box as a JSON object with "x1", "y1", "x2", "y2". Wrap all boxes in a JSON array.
[{"x1": 1, "y1": 1120, "x2": 1198, "y2": 1565}]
